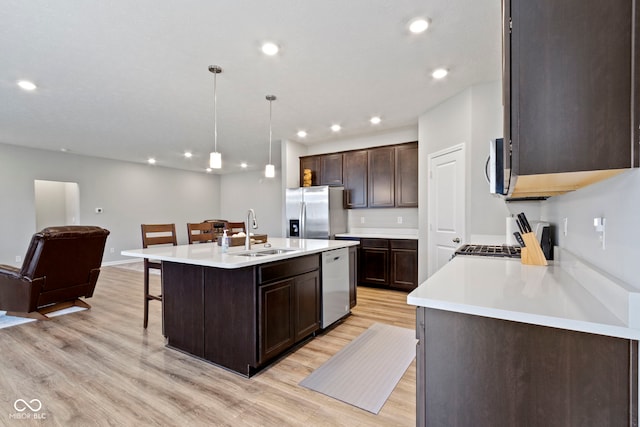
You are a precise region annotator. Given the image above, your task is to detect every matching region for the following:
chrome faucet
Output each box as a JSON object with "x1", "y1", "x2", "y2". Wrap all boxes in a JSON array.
[{"x1": 245, "y1": 209, "x2": 258, "y2": 250}]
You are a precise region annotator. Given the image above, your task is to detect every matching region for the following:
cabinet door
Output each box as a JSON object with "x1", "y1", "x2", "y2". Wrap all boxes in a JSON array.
[
  {"x1": 259, "y1": 280, "x2": 294, "y2": 363},
  {"x1": 390, "y1": 240, "x2": 418, "y2": 291},
  {"x1": 508, "y1": 0, "x2": 638, "y2": 176},
  {"x1": 294, "y1": 271, "x2": 320, "y2": 341},
  {"x1": 368, "y1": 146, "x2": 395, "y2": 207},
  {"x1": 343, "y1": 150, "x2": 368, "y2": 208},
  {"x1": 359, "y1": 239, "x2": 390, "y2": 286},
  {"x1": 395, "y1": 143, "x2": 418, "y2": 207},
  {"x1": 300, "y1": 156, "x2": 320, "y2": 187},
  {"x1": 320, "y1": 153, "x2": 343, "y2": 186}
]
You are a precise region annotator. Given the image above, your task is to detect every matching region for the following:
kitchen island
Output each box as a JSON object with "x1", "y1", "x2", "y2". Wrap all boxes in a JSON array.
[
  {"x1": 122, "y1": 238, "x2": 359, "y2": 377},
  {"x1": 407, "y1": 249, "x2": 639, "y2": 426}
]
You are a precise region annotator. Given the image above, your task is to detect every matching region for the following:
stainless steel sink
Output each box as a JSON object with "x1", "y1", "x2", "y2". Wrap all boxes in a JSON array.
[{"x1": 231, "y1": 248, "x2": 298, "y2": 257}]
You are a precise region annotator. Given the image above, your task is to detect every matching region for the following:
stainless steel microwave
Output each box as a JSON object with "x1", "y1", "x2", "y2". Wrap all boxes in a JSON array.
[{"x1": 488, "y1": 138, "x2": 511, "y2": 196}]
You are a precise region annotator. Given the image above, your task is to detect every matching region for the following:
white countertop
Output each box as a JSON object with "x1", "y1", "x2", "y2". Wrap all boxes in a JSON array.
[
  {"x1": 121, "y1": 237, "x2": 359, "y2": 269},
  {"x1": 407, "y1": 254, "x2": 640, "y2": 340}
]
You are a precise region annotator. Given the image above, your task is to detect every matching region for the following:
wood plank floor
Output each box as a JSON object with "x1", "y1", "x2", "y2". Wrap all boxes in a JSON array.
[{"x1": 0, "y1": 266, "x2": 416, "y2": 426}]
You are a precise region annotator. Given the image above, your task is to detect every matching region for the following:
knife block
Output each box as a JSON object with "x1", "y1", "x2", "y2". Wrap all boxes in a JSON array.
[{"x1": 520, "y1": 232, "x2": 548, "y2": 266}]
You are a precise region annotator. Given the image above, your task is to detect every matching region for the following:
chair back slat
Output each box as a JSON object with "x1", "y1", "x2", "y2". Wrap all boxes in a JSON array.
[
  {"x1": 187, "y1": 222, "x2": 215, "y2": 244},
  {"x1": 141, "y1": 224, "x2": 177, "y2": 249}
]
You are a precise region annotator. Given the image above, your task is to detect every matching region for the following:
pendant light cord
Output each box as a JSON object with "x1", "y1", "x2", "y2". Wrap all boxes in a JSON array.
[
  {"x1": 268, "y1": 98, "x2": 273, "y2": 164},
  {"x1": 213, "y1": 70, "x2": 218, "y2": 153}
]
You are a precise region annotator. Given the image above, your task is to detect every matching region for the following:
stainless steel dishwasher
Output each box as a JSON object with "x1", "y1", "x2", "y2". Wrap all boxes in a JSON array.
[{"x1": 321, "y1": 247, "x2": 350, "y2": 328}]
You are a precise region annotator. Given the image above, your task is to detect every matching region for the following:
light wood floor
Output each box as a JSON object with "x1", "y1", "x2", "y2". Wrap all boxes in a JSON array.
[{"x1": 0, "y1": 266, "x2": 416, "y2": 426}]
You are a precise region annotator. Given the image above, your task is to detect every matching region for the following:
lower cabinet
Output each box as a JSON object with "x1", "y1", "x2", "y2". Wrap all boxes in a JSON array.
[
  {"x1": 416, "y1": 307, "x2": 638, "y2": 427},
  {"x1": 162, "y1": 255, "x2": 320, "y2": 377},
  {"x1": 258, "y1": 270, "x2": 320, "y2": 363},
  {"x1": 360, "y1": 238, "x2": 418, "y2": 291},
  {"x1": 348, "y1": 246, "x2": 358, "y2": 308}
]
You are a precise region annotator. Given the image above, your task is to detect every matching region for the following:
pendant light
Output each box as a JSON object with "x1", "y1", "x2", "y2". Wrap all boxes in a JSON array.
[
  {"x1": 208, "y1": 65, "x2": 223, "y2": 169},
  {"x1": 265, "y1": 95, "x2": 276, "y2": 178}
]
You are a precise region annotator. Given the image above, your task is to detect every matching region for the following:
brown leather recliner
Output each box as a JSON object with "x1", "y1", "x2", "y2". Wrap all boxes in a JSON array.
[{"x1": 0, "y1": 225, "x2": 110, "y2": 319}]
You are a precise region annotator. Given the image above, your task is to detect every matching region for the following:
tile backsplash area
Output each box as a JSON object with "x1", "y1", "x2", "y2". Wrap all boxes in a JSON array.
[{"x1": 347, "y1": 208, "x2": 418, "y2": 231}]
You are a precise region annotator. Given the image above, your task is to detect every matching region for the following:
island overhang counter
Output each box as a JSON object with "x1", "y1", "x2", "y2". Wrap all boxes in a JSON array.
[{"x1": 122, "y1": 238, "x2": 359, "y2": 377}]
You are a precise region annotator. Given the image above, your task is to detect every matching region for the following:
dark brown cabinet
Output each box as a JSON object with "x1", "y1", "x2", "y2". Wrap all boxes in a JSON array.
[
  {"x1": 343, "y1": 150, "x2": 368, "y2": 208},
  {"x1": 320, "y1": 153, "x2": 343, "y2": 186},
  {"x1": 299, "y1": 142, "x2": 418, "y2": 208},
  {"x1": 416, "y1": 307, "x2": 638, "y2": 426},
  {"x1": 505, "y1": 0, "x2": 639, "y2": 197},
  {"x1": 163, "y1": 254, "x2": 320, "y2": 377},
  {"x1": 368, "y1": 146, "x2": 395, "y2": 208},
  {"x1": 360, "y1": 239, "x2": 390, "y2": 286},
  {"x1": 300, "y1": 156, "x2": 320, "y2": 186},
  {"x1": 259, "y1": 269, "x2": 320, "y2": 363},
  {"x1": 395, "y1": 143, "x2": 418, "y2": 207},
  {"x1": 390, "y1": 240, "x2": 418, "y2": 291},
  {"x1": 359, "y1": 238, "x2": 418, "y2": 291}
]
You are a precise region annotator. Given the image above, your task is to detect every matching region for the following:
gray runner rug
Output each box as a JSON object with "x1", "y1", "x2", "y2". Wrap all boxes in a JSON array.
[{"x1": 300, "y1": 322, "x2": 417, "y2": 414}]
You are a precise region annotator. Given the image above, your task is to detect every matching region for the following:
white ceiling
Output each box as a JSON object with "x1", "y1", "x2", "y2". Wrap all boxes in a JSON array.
[{"x1": 0, "y1": 0, "x2": 501, "y2": 174}]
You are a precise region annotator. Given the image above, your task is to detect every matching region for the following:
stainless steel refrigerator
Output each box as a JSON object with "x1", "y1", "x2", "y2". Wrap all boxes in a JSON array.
[{"x1": 285, "y1": 186, "x2": 347, "y2": 239}]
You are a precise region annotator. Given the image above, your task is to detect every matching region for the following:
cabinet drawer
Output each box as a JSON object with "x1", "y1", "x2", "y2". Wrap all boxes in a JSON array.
[
  {"x1": 258, "y1": 254, "x2": 320, "y2": 284},
  {"x1": 361, "y1": 238, "x2": 389, "y2": 249},
  {"x1": 391, "y1": 239, "x2": 417, "y2": 250}
]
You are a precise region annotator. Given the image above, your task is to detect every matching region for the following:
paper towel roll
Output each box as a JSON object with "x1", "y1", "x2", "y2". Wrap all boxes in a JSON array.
[{"x1": 506, "y1": 216, "x2": 518, "y2": 245}]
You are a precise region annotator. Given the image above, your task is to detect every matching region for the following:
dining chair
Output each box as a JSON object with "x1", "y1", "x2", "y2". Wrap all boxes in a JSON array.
[
  {"x1": 187, "y1": 222, "x2": 215, "y2": 244},
  {"x1": 224, "y1": 221, "x2": 247, "y2": 234},
  {"x1": 140, "y1": 223, "x2": 177, "y2": 329}
]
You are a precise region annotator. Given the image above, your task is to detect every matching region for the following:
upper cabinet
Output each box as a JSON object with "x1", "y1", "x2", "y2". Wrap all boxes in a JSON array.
[
  {"x1": 343, "y1": 150, "x2": 368, "y2": 208},
  {"x1": 395, "y1": 143, "x2": 418, "y2": 207},
  {"x1": 299, "y1": 142, "x2": 418, "y2": 209},
  {"x1": 368, "y1": 146, "x2": 395, "y2": 208},
  {"x1": 320, "y1": 153, "x2": 343, "y2": 186},
  {"x1": 300, "y1": 156, "x2": 320, "y2": 187},
  {"x1": 504, "y1": 0, "x2": 639, "y2": 198}
]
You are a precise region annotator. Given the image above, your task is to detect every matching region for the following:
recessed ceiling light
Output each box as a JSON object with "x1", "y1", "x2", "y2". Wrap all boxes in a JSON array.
[
  {"x1": 240, "y1": 162, "x2": 248, "y2": 168},
  {"x1": 331, "y1": 124, "x2": 341, "y2": 132},
  {"x1": 60, "y1": 148, "x2": 69, "y2": 152},
  {"x1": 432, "y1": 68, "x2": 448, "y2": 79},
  {"x1": 17, "y1": 80, "x2": 37, "y2": 91},
  {"x1": 261, "y1": 42, "x2": 279, "y2": 56},
  {"x1": 297, "y1": 130, "x2": 307, "y2": 138},
  {"x1": 147, "y1": 158, "x2": 156, "y2": 165},
  {"x1": 409, "y1": 18, "x2": 429, "y2": 34},
  {"x1": 206, "y1": 168, "x2": 212, "y2": 173},
  {"x1": 184, "y1": 151, "x2": 192, "y2": 158},
  {"x1": 370, "y1": 116, "x2": 382, "y2": 125}
]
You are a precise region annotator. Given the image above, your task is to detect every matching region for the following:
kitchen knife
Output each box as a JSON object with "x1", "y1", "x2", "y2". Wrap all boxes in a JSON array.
[
  {"x1": 513, "y1": 232, "x2": 526, "y2": 247},
  {"x1": 518, "y1": 213, "x2": 532, "y2": 233},
  {"x1": 515, "y1": 217, "x2": 525, "y2": 233}
]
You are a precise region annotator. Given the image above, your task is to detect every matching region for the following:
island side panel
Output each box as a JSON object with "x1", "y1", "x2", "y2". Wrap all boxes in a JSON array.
[
  {"x1": 418, "y1": 307, "x2": 638, "y2": 427},
  {"x1": 203, "y1": 266, "x2": 257, "y2": 376},
  {"x1": 163, "y1": 262, "x2": 205, "y2": 357}
]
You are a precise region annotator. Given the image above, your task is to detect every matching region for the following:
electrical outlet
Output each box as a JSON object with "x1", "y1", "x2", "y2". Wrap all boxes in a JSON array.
[
  {"x1": 563, "y1": 217, "x2": 568, "y2": 236},
  {"x1": 360, "y1": 217, "x2": 365, "y2": 224},
  {"x1": 15, "y1": 255, "x2": 21, "y2": 263},
  {"x1": 397, "y1": 216, "x2": 403, "y2": 224},
  {"x1": 110, "y1": 248, "x2": 115, "y2": 254}
]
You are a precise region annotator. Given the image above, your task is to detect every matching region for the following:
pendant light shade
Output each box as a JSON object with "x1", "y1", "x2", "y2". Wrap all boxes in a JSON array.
[
  {"x1": 265, "y1": 95, "x2": 276, "y2": 178},
  {"x1": 209, "y1": 65, "x2": 223, "y2": 169}
]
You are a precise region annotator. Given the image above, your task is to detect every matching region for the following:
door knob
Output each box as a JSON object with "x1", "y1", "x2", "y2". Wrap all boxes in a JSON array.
[{"x1": 452, "y1": 237, "x2": 461, "y2": 243}]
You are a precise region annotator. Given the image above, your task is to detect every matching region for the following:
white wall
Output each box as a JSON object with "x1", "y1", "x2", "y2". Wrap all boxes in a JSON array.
[
  {"x1": 219, "y1": 170, "x2": 283, "y2": 238},
  {"x1": 0, "y1": 143, "x2": 220, "y2": 265},
  {"x1": 541, "y1": 169, "x2": 640, "y2": 287},
  {"x1": 34, "y1": 180, "x2": 67, "y2": 230}
]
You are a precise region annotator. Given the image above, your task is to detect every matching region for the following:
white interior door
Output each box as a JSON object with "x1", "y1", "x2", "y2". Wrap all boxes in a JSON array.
[{"x1": 428, "y1": 144, "x2": 466, "y2": 277}]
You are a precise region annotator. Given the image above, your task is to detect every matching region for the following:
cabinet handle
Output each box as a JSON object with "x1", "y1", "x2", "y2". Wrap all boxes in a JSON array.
[{"x1": 452, "y1": 238, "x2": 461, "y2": 243}]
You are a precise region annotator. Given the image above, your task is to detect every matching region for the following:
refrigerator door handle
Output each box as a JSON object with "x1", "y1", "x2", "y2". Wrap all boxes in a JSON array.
[{"x1": 299, "y1": 201, "x2": 306, "y2": 239}]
